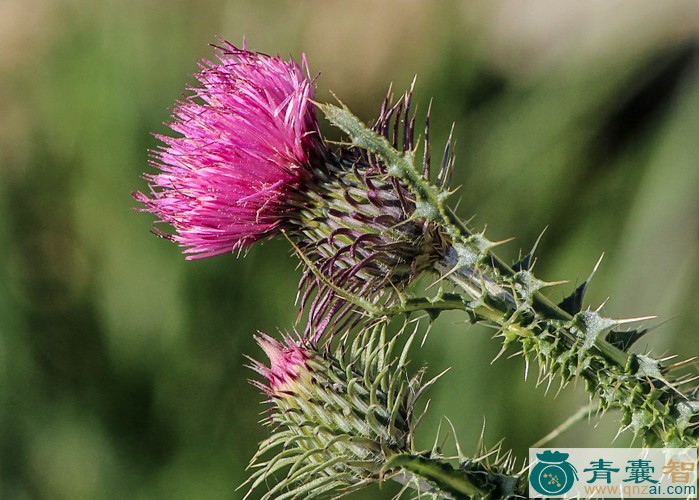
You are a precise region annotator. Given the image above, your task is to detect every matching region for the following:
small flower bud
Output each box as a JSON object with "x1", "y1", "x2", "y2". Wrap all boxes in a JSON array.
[{"x1": 245, "y1": 325, "x2": 426, "y2": 499}]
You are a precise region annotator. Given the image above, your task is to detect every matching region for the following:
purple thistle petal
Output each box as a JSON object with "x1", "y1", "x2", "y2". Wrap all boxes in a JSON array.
[
  {"x1": 253, "y1": 333, "x2": 311, "y2": 395},
  {"x1": 134, "y1": 41, "x2": 326, "y2": 259}
]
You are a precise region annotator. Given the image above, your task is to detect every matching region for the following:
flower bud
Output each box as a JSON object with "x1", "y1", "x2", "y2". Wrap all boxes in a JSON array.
[{"x1": 245, "y1": 325, "x2": 427, "y2": 499}]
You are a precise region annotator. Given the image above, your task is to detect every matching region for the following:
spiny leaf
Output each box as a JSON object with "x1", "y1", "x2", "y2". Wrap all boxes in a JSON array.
[
  {"x1": 558, "y1": 254, "x2": 603, "y2": 314},
  {"x1": 512, "y1": 228, "x2": 546, "y2": 272}
]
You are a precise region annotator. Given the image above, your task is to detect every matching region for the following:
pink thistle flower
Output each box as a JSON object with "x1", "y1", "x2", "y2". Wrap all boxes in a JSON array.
[
  {"x1": 250, "y1": 334, "x2": 312, "y2": 396},
  {"x1": 134, "y1": 41, "x2": 327, "y2": 259}
]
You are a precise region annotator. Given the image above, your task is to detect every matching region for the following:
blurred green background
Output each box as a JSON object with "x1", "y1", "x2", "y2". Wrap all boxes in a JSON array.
[{"x1": 1, "y1": 1, "x2": 698, "y2": 498}]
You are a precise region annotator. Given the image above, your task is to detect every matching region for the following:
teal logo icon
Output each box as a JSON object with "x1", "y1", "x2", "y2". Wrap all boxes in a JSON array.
[{"x1": 530, "y1": 450, "x2": 578, "y2": 496}]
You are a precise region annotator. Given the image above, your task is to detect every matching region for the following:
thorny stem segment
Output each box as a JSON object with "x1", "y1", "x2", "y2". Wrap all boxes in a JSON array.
[
  {"x1": 437, "y1": 259, "x2": 630, "y2": 370},
  {"x1": 388, "y1": 451, "x2": 526, "y2": 499},
  {"x1": 385, "y1": 454, "x2": 490, "y2": 499},
  {"x1": 320, "y1": 102, "x2": 699, "y2": 449}
]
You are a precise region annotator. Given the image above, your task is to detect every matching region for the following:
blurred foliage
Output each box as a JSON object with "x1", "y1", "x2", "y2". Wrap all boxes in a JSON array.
[{"x1": 1, "y1": 1, "x2": 698, "y2": 498}]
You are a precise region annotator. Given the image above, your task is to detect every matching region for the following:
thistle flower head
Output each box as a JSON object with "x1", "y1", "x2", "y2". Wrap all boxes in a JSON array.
[
  {"x1": 134, "y1": 42, "x2": 326, "y2": 258},
  {"x1": 134, "y1": 42, "x2": 451, "y2": 342}
]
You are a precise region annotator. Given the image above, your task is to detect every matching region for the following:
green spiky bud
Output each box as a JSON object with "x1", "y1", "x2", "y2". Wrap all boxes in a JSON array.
[{"x1": 244, "y1": 325, "x2": 423, "y2": 499}]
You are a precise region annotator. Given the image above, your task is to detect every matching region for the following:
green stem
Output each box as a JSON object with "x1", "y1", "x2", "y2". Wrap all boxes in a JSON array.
[{"x1": 384, "y1": 453, "x2": 521, "y2": 499}]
